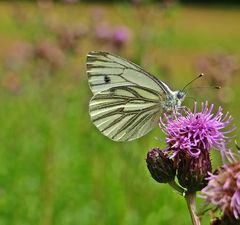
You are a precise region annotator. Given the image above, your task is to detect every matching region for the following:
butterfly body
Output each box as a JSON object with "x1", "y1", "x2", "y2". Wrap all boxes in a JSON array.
[{"x1": 87, "y1": 51, "x2": 186, "y2": 141}]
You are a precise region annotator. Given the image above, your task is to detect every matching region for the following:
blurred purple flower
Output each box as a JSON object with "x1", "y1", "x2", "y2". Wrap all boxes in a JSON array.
[
  {"x1": 195, "y1": 53, "x2": 238, "y2": 85},
  {"x1": 94, "y1": 24, "x2": 131, "y2": 51},
  {"x1": 162, "y1": 0, "x2": 177, "y2": 8},
  {"x1": 202, "y1": 162, "x2": 240, "y2": 221},
  {"x1": 62, "y1": 0, "x2": 79, "y2": 3},
  {"x1": 34, "y1": 40, "x2": 65, "y2": 68},
  {"x1": 95, "y1": 23, "x2": 112, "y2": 43},
  {"x1": 131, "y1": 0, "x2": 142, "y2": 5},
  {"x1": 55, "y1": 25, "x2": 87, "y2": 51},
  {"x1": 195, "y1": 53, "x2": 239, "y2": 103},
  {"x1": 160, "y1": 102, "x2": 234, "y2": 160},
  {"x1": 112, "y1": 26, "x2": 131, "y2": 49},
  {"x1": 37, "y1": 0, "x2": 53, "y2": 9}
]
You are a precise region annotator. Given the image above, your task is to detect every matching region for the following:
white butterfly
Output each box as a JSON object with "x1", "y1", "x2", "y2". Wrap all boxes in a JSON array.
[{"x1": 87, "y1": 51, "x2": 186, "y2": 142}]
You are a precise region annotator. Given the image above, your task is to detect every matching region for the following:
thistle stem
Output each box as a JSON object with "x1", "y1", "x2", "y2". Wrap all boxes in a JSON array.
[
  {"x1": 168, "y1": 180, "x2": 185, "y2": 196},
  {"x1": 185, "y1": 192, "x2": 201, "y2": 225}
]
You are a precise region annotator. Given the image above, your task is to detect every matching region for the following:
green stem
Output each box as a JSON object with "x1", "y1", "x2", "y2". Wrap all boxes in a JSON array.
[
  {"x1": 185, "y1": 192, "x2": 201, "y2": 225},
  {"x1": 168, "y1": 180, "x2": 185, "y2": 196}
]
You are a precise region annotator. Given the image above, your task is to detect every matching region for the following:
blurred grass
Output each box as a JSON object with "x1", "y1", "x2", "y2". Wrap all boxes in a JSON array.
[{"x1": 0, "y1": 2, "x2": 239, "y2": 225}]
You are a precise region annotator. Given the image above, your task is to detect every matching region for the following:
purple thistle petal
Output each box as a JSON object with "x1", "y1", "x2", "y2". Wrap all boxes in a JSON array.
[{"x1": 202, "y1": 162, "x2": 240, "y2": 220}]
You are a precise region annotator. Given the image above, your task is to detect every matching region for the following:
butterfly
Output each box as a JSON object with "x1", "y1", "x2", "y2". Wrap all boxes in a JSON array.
[{"x1": 87, "y1": 51, "x2": 187, "y2": 142}]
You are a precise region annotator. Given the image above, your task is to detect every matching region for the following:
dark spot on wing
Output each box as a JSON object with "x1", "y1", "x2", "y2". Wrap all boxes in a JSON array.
[{"x1": 104, "y1": 75, "x2": 111, "y2": 83}]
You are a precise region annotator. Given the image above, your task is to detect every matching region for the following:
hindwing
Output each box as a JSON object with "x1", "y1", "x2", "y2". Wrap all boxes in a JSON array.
[{"x1": 89, "y1": 85, "x2": 164, "y2": 141}]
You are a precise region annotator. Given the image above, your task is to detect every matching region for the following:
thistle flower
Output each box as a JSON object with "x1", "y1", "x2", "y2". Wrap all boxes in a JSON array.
[
  {"x1": 159, "y1": 102, "x2": 234, "y2": 191},
  {"x1": 55, "y1": 25, "x2": 87, "y2": 51},
  {"x1": 195, "y1": 53, "x2": 238, "y2": 85},
  {"x1": 62, "y1": 0, "x2": 78, "y2": 3},
  {"x1": 95, "y1": 23, "x2": 112, "y2": 43},
  {"x1": 195, "y1": 54, "x2": 238, "y2": 103},
  {"x1": 34, "y1": 40, "x2": 65, "y2": 69},
  {"x1": 112, "y1": 26, "x2": 131, "y2": 49},
  {"x1": 202, "y1": 162, "x2": 240, "y2": 223},
  {"x1": 160, "y1": 102, "x2": 234, "y2": 161}
]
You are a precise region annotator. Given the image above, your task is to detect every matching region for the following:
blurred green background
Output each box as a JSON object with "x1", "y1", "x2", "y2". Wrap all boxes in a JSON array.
[{"x1": 0, "y1": 1, "x2": 240, "y2": 225}]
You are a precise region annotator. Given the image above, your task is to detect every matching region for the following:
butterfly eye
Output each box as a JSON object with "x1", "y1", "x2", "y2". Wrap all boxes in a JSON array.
[{"x1": 177, "y1": 91, "x2": 185, "y2": 99}]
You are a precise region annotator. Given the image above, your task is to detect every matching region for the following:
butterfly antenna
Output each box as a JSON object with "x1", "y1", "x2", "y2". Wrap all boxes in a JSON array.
[
  {"x1": 188, "y1": 86, "x2": 222, "y2": 90},
  {"x1": 182, "y1": 73, "x2": 204, "y2": 91}
]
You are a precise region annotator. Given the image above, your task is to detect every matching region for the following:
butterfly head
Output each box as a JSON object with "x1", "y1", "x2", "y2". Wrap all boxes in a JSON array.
[
  {"x1": 164, "y1": 90, "x2": 186, "y2": 112},
  {"x1": 175, "y1": 90, "x2": 186, "y2": 107}
]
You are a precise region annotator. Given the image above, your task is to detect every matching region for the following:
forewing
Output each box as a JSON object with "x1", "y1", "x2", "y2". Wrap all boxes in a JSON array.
[
  {"x1": 87, "y1": 51, "x2": 171, "y2": 95},
  {"x1": 89, "y1": 85, "x2": 164, "y2": 141}
]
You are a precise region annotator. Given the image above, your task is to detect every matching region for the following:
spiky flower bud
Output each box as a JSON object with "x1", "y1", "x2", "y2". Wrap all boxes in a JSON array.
[
  {"x1": 177, "y1": 151, "x2": 212, "y2": 192},
  {"x1": 146, "y1": 148, "x2": 176, "y2": 183},
  {"x1": 210, "y1": 216, "x2": 239, "y2": 225},
  {"x1": 218, "y1": 215, "x2": 240, "y2": 225}
]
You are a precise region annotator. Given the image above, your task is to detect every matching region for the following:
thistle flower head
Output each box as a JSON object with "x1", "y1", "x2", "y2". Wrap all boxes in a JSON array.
[
  {"x1": 160, "y1": 102, "x2": 234, "y2": 160},
  {"x1": 112, "y1": 26, "x2": 131, "y2": 49},
  {"x1": 202, "y1": 162, "x2": 240, "y2": 221}
]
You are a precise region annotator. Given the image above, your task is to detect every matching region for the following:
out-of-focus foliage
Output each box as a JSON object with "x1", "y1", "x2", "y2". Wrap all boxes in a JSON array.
[
  {"x1": 0, "y1": 2, "x2": 239, "y2": 225},
  {"x1": 10, "y1": 0, "x2": 240, "y2": 3}
]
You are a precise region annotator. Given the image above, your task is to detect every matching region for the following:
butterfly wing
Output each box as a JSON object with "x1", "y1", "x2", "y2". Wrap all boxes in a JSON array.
[
  {"x1": 87, "y1": 51, "x2": 172, "y2": 95},
  {"x1": 89, "y1": 85, "x2": 164, "y2": 141}
]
